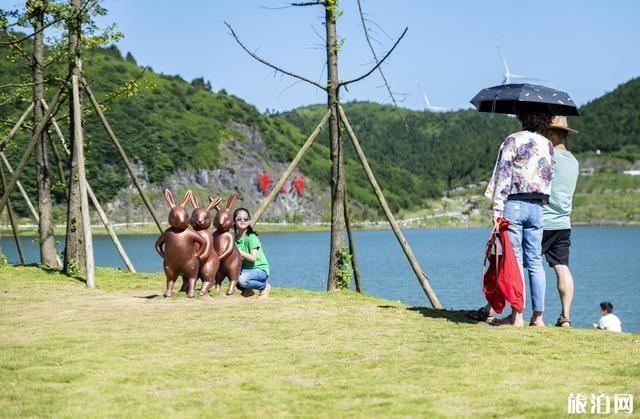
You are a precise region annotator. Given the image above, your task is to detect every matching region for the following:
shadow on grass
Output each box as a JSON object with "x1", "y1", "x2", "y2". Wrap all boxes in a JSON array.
[
  {"x1": 405, "y1": 307, "x2": 478, "y2": 324},
  {"x1": 29, "y1": 264, "x2": 87, "y2": 285},
  {"x1": 135, "y1": 294, "x2": 162, "y2": 299}
]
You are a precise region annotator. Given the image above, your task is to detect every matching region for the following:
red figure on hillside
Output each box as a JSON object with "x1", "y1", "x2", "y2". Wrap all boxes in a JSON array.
[
  {"x1": 258, "y1": 170, "x2": 271, "y2": 197},
  {"x1": 292, "y1": 175, "x2": 305, "y2": 197}
]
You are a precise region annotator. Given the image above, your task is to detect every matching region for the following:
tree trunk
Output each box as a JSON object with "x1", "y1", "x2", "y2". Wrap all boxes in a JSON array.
[
  {"x1": 32, "y1": 1, "x2": 58, "y2": 267},
  {"x1": 63, "y1": 0, "x2": 86, "y2": 274},
  {"x1": 325, "y1": 1, "x2": 346, "y2": 291}
]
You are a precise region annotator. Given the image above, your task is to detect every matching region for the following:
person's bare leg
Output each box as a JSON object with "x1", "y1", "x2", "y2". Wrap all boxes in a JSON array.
[
  {"x1": 257, "y1": 283, "x2": 271, "y2": 299},
  {"x1": 484, "y1": 303, "x2": 497, "y2": 317},
  {"x1": 529, "y1": 310, "x2": 544, "y2": 327},
  {"x1": 492, "y1": 309, "x2": 523, "y2": 326},
  {"x1": 512, "y1": 310, "x2": 524, "y2": 327},
  {"x1": 555, "y1": 264, "x2": 574, "y2": 322}
]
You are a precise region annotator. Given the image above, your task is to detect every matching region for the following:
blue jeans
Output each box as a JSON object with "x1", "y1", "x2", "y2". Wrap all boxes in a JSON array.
[
  {"x1": 237, "y1": 268, "x2": 268, "y2": 291},
  {"x1": 503, "y1": 199, "x2": 546, "y2": 313}
]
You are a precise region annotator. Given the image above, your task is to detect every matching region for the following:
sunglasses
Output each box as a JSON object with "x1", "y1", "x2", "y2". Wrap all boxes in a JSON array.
[{"x1": 235, "y1": 217, "x2": 250, "y2": 222}]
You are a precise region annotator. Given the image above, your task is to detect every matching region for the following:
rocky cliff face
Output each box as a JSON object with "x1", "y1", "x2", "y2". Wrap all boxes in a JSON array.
[{"x1": 104, "y1": 122, "x2": 330, "y2": 225}]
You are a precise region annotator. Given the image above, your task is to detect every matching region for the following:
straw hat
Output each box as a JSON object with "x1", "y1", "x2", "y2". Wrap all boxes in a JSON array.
[{"x1": 549, "y1": 115, "x2": 578, "y2": 134}]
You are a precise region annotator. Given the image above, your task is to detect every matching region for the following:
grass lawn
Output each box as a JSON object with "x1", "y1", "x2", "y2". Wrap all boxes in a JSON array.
[{"x1": 1, "y1": 265, "x2": 638, "y2": 417}]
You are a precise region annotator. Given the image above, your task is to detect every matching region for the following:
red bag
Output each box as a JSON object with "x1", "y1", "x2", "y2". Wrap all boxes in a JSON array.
[{"x1": 482, "y1": 217, "x2": 524, "y2": 313}]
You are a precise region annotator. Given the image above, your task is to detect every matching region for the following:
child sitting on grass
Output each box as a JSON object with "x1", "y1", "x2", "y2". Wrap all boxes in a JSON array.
[{"x1": 592, "y1": 301, "x2": 622, "y2": 332}]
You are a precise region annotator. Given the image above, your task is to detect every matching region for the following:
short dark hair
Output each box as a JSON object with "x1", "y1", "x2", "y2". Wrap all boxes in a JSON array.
[
  {"x1": 600, "y1": 301, "x2": 614, "y2": 313},
  {"x1": 517, "y1": 112, "x2": 552, "y2": 133}
]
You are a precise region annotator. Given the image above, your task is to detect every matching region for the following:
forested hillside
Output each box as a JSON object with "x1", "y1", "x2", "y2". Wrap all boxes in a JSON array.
[
  {"x1": 571, "y1": 77, "x2": 640, "y2": 154},
  {"x1": 2, "y1": 36, "x2": 639, "y2": 221}
]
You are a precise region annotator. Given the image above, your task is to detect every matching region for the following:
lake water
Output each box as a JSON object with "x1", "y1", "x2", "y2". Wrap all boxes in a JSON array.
[{"x1": 2, "y1": 227, "x2": 638, "y2": 331}]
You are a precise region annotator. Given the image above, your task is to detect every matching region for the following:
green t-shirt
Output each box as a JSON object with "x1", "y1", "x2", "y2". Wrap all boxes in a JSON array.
[
  {"x1": 543, "y1": 149, "x2": 579, "y2": 230},
  {"x1": 235, "y1": 232, "x2": 270, "y2": 275}
]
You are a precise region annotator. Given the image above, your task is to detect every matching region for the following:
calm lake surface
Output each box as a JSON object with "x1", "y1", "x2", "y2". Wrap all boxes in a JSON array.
[{"x1": 2, "y1": 227, "x2": 638, "y2": 331}]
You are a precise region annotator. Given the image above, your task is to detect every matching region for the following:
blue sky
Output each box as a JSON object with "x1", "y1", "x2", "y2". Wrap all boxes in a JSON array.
[{"x1": 3, "y1": 1, "x2": 640, "y2": 112}]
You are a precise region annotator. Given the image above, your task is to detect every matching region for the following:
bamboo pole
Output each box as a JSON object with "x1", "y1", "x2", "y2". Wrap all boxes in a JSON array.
[
  {"x1": 44, "y1": 98, "x2": 135, "y2": 272},
  {"x1": 343, "y1": 184, "x2": 362, "y2": 293},
  {"x1": 0, "y1": 165, "x2": 25, "y2": 264},
  {"x1": 338, "y1": 106, "x2": 442, "y2": 309},
  {"x1": 71, "y1": 75, "x2": 95, "y2": 286},
  {"x1": 0, "y1": 102, "x2": 34, "y2": 151},
  {"x1": 0, "y1": 153, "x2": 39, "y2": 220},
  {"x1": 81, "y1": 79, "x2": 163, "y2": 233},
  {"x1": 252, "y1": 109, "x2": 330, "y2": 226},
  {"x1": 86, "y1": 183, "x2": 136, "y2": 272},
  {"x1": 0, "y1": 83, "x2": 65, "y2": 217},
  {"x1": 47, "y1": 129, "x2": 68, "y2": 198}
]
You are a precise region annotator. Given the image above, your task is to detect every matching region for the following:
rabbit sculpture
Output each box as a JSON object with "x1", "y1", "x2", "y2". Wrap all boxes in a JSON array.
[
  {"x1": 212, "y1": 192, "x2": 242, "y2": 295},
  {"x1": 155, "y1": 189, "x2": 206, "y2": 298},
  {"x1": 189, "y1": 194, "x2": 222, "y2": 296}
]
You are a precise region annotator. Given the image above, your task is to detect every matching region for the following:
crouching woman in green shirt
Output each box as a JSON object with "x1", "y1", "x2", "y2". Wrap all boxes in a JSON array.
[{"x1": 233, "y1": 207, "x2": 271, "y2": 298}]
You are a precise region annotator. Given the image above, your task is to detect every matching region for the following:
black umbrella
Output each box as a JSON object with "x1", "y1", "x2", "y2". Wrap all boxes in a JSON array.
[{"x1": 470, "y1": 83, "x2": 579, "y2": 116}]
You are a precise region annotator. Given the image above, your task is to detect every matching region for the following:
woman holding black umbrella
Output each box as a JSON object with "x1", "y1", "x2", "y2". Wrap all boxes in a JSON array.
[{"x1": 484, "y1": 108, "x2": 554, "y2": 326}]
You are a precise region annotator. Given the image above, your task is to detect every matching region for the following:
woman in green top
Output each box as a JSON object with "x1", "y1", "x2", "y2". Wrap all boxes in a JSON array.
[{"x1": 233, "y1": 207, "x2": 271, "y2": 298}]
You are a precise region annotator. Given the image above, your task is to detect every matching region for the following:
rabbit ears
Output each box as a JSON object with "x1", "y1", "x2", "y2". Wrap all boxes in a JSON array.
[
  {"x1": 208, "y1": 192, "x2": 235, "y2": 211},
  {"x1": 207, "y1": 196, "x2": 223, "y2": 211},
  {"x1": 164, "y1": 189, "x2": 193, "y2": 208},
  {"x1": 189, "y1": 194, "x2": 222, "y2": 211},
  {"x1": 225, "y1": 192, "x2": 237, "y2": 210}
]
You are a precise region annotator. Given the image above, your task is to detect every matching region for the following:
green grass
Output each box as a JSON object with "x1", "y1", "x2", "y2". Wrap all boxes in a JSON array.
[{"x1": 1, "y1": 266, "x2": 638, "y2": 417}]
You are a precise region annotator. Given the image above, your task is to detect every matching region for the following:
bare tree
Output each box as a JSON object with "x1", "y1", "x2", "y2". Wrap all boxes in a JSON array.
[
  {"x1": 30, "y1": 0, "x2": 58, "y2": 267},
  {"x1": 63, "y1": 0, "x2": 86, "y2": 274},
  {"x1": 227, "y1": 1, "x2": 407, "y2": 291}
]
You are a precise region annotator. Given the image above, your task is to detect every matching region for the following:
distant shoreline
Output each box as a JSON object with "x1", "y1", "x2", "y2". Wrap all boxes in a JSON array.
[{"x1": 2, "y1": 220, "x2": 638, "y2": 237}]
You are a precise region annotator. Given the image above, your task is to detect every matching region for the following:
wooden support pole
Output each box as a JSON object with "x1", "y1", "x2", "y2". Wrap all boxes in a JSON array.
[
  {"x1": 0, "y1": 83, "x2": 65, "y2": 218},
  {"x1": 338, "y1": 106, "x2": 442, "y2": 309},
  {"x1": 45, "y1": 99, "x2": 135, "y2": 272},
  {"x1": 86, "y1": 183, "x2": 136, "y2": 272},
  {"x1": 252, "y1": 109, "x2": 331, "y2": 226},
  {"x1": 40, "y1": 99, "x2": 70, "y2": 199},
  {"x1": 47, "y1": 129, "x2": 68, "y2": 199},
  {"x1": 81, "y1": 79, "x2": 163, "y2": 233},
  {"x1": 0, "y1": 152, "x2": 39, "y2": 220},
  {"x1": 0, "y1": 165, "x2": 25, "y2": 265},
  {"x1": 0, "y1": 152, "x2": 62, "y2": 267},
  {"x1": 343, "y1": 184, "x2": 362, "y2": 293},
  {"x1": 71, "y1": 75, "x2": 95, "y2": 286},
  {"x1": 0, "y1": 102, "x2": 34, "y2": 152}
]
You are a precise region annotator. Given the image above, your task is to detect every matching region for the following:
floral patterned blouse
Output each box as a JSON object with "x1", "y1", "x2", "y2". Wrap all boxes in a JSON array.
[{"x1": 485, "y1": 130, "x2": 554, "y2": 218}]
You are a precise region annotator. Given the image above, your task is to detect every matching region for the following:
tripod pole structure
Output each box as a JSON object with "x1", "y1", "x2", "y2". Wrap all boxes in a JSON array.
[
  {"x1": 82, "y1": 78, "x2": 163, "y2": 233},
  {"x1": 0, "y1": 102, "x2": 34, "y2": 151},
  {"x1": 43, "y1": 98, "x2": 136, "y2": 273},
  {"x1": 252, "y1": 109, "x2": 330, "y2": 226},
  {"x1": 343, "y1": 184, "x2": 362, "y2": 292},
  {"x1": 0, "y1": 83, "x2": 66, "y2": 219},
  {"x1": 339, "y1": 105, "x2": 442, "y2": 309},
  {"x1": 71, "y1": 75, "x2": 95, "y2": 287},
  {"x1": 0, "y1": 165, "x2": 25, "y2": 264}
]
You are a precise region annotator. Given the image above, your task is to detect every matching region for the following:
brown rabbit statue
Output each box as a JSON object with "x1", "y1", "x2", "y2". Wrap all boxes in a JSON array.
[
  {"x1": 212, "y1": 192, "x2": 242, "y2": 295},
  {"x1": 155, "y1": 189, "x2": 206, "y2": 298},
  {"x1": 189, "y1": 194, "x2": 222, "y2": 296}
]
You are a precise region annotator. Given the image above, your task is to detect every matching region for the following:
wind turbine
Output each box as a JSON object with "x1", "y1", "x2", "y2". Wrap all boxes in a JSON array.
[
  {"x1": 417, "y1": 82, "x2": 447, "y2": 112},
  {"x1": 497, "y1": 43, "x2": 544, "y2": 85}
]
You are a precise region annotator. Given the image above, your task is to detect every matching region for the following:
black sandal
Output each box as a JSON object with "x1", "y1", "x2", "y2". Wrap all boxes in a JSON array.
[
  {"x1": 555, "y1": 316, "x2": 572, "y2": 328},
  {"x1": 465, "y1": 306, "x2": 495, "y2": 322}
]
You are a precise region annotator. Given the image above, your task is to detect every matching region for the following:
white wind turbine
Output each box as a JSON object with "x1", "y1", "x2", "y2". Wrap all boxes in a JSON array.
[
  {"x1": 417, "y1": 82, "x2": 447, "y2": 112},
  {"x1": 498, "y1": 43, "x2": 544, "y2": 85}
]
